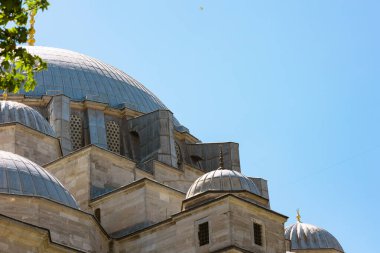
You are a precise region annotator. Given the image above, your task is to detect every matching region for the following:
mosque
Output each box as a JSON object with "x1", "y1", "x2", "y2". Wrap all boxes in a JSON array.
[{"x1": 0, "y1": 46, "x2": 344, "y2": 253}]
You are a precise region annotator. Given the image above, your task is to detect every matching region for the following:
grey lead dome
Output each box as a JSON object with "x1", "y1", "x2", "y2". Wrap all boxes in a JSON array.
[
  {"x1": 285, "y1": 222, "x2": 344, "y2": 252},
  {"x1": 0, "y1": 101, "x2": 55, "y2": 136},
  {"x1": 21, "y1": 46, "x2": 187, "y2": 132},
  {"x1": 0, "y1": 150, "x2": 78, "y2": 209},
  {"x1": 186, "y1": 169, "x2": 260, "y2": 199}
]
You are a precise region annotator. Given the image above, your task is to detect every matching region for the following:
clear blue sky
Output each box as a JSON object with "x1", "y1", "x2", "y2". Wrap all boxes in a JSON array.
[{"x1": 35, "y1": 1, "x2": 379, "y2": 252}]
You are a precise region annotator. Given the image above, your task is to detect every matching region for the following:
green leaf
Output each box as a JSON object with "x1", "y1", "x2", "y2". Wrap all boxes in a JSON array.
[{"x1": 0, "y1": 0, "x2": 49, "y2": 94}]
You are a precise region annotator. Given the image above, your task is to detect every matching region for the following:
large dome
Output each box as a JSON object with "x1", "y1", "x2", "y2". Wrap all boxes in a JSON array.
[
  {"x1": 186, "y1": 169, "x2": 260, "y2": 199},
  {"x1": 20, "y1": 46, "x2": 187, "y2": 132},
  {"x1": 0, "y1": 100, "x2": 55, "y2": 136},
  {"x1": 0, "y1": 150, "x2": 78, "y2": 209},
  {"x1": 285, "y1": 222, "x2": 344, "y2": 252}
]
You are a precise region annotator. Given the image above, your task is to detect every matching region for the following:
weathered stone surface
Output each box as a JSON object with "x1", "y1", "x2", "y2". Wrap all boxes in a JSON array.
[
  {"x1": 0, "y1": 214, "x2": 80, "y2": 253},
  {"x1": 116, "y1": 195, "x2": 285, "y2": 253},
  {"x1": 48, "y1": 95, "x2": 71, "y2": 155},
  {"x1": 185, "y1": 142, "x2": 241, "y2": 172},
  {"x1": 0, "y1": 195, "x2": 109, "y2": 252},
  {"x1": 0, "y1": 97, "x2": 296, "y2": 253},
  {"x1": 250, "y1": 177, "x2": 270, "y2": 203},
  {"x1": 0, "y1": 123, "x2": 61, "y2": 166},
  {"x1": 91, "y1": 178, "x2": 184, "y2": 236},
  {"x1": 153, "y1": 161, "x2": 203, "y2": 193},
  {"x1": 128, "y1": 110, "x2": 177, "y2": 168}
]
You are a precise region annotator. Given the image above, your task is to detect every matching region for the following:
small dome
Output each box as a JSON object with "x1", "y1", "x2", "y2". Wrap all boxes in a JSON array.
[
  {"x1": 0, "y1": 101, "x2": 55, "y2": 136},
  {"x1": 285, "y1": 222, "x2": 344, "y2": 252},
  {"x1": 186, "y1": 169, "x2": 260, "y2": 199},
  {"x1": 0, "y1": 150, "x2": 78, "y2": 209}
]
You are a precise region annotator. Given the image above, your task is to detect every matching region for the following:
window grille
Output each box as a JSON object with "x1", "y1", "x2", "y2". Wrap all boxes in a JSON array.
[
  {"x1": 198, "y1": 222, "x2": 209, "y2": 246},
  {"x1": 106, "y1": 121, "x2": 120, "y2": 154},
  {"x1": 254, "y1": 222, "x2": 263, "y2": 246},
  {"x1": 69, "y1": 115, "x2": 83, "y2": 151}
]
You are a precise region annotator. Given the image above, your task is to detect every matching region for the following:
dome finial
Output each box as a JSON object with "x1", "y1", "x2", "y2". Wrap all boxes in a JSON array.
[
  {"x1": 296, "y1": 209, "x2": 302, "y2": 223},
  {"x1": 2, "y1": 89, "x2": 7, "y2": 100},
  {"x1": 218, "y1": 145, "x2": 224, "y2": 170}
]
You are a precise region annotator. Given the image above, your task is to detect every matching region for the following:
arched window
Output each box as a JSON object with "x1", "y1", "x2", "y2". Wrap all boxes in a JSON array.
[
  {"x1": 69, "y1": 115, "x2": 83, "y2": 151},
  {"x1": 130, "y1": 131, "x2": 141, "y2": 161},
  {"x1": 106, "y1": 121, "x2": 120, "y2": 154}
]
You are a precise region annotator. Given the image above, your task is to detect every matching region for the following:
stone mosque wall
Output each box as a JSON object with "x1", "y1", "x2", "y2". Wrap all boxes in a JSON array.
[{"x1": 0, "y1": 46, "x2": 345, "y2": 253}]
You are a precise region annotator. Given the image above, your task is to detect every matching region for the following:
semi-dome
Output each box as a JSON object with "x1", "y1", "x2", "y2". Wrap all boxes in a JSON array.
[
  {"x1": 0, "y1": 150, "x2": 78, "y2": 209},
  {"x1": 285, "y1": 222, "x2": 344, "y2": 252},
  {"x1": 186, "y1": 168, "x2": 260, "y2": 199},
  {"x1": 19, "y1": 46, "x2": 187, "y2": 132},
  {"x1": 0, "y1": 100, "x2": 55, "y2": 136}
]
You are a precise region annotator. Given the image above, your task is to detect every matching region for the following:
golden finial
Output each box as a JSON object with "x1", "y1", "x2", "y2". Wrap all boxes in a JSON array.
[
  {"x1": 296, "y1": 209, "x2": 302, "y2": 223},
  {"x1": 2, "y1": 90, "x2": 7, "y2": 100},
  {"x1": 27, "y1": 9, "x2": 37, "y2": 46}
]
